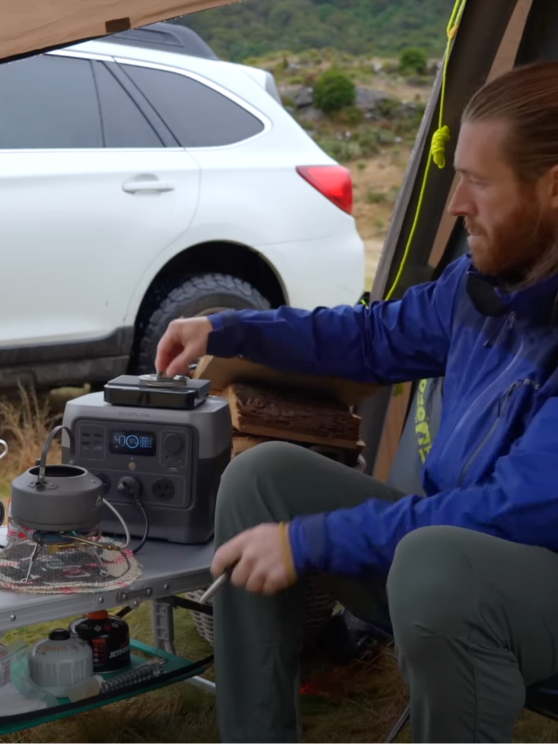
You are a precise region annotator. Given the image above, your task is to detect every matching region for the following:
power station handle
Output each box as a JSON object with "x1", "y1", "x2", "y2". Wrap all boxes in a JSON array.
[{"x1": 36, "y1": 425, "x2": 76, "y2": 485}]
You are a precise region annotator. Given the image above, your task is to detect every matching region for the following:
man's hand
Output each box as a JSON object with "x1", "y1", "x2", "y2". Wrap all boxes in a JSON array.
[
  {"x1": 212, "y1": 523, "x2": 298, "y2": 595},
  {"x1": 155, "y1": 317, "x2": 213, "y2": 377}
]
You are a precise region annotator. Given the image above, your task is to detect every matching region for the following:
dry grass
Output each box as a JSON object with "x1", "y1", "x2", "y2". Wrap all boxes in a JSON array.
[
  {"x1": 299, "y1": 643, "x2": 409, "y2": 743},
  {"x1": 347, "y1": 150, "x2": 410, "y2": 290},
  {"x1": 0, "y1": 387, "x2": 61, "y2": 479},
  {"x1": 0, "y1": 386, "x2": 92, "y2": 495}
]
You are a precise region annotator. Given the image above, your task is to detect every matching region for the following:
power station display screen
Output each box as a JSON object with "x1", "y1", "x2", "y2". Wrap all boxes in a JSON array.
[{"x1": 109, "y1": 430, "x2": 156, "y2": 456}]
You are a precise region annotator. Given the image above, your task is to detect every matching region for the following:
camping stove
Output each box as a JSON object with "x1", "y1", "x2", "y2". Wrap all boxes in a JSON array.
[
  {"x1": 61, "y1": 373, "x2": 232, "y2": 545},
  {"x1": 4, "y1": 426, "x2": 139, "y2": 591}
]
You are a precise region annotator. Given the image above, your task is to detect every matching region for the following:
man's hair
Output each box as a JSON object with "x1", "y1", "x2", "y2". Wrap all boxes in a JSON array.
[{"x1": 462, "y1": 61, "x2": 558, "y2": 182}]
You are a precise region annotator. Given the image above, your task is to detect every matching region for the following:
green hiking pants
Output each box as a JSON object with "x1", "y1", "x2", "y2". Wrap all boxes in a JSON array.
[{"x1": 213, "y1": 441, "x2": 558, "y2": 743}]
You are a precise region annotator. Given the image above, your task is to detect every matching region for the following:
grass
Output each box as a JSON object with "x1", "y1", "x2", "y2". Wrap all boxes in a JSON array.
[
  {"x1": 1, "y1": 393, "x2": 558, "y2": 742},
  {"x1": 0, "y1": 387, "x2": 61, "y2": 486}
]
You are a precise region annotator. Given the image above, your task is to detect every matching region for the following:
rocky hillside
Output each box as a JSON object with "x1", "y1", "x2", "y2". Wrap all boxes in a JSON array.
[{"x1": 254, "y1": 48, "x2": 434, "y2": 163}]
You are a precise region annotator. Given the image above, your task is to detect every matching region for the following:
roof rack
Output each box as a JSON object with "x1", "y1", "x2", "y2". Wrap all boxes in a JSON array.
[{"x1": 99, "y1": 21, "x2": 218, "y2": 60}]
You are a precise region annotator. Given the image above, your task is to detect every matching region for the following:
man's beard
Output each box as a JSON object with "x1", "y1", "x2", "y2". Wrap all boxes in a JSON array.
[{"x1": 467, "y1": 191, "x2": 558, "y2": 289}]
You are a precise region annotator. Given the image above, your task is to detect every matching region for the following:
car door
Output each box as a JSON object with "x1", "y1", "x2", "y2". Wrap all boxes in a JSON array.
[{"x1": 0, "y1": 51, "x2": 200, "y2": 352}]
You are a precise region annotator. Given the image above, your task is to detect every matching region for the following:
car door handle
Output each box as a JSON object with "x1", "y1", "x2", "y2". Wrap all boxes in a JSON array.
[{"x1": 122, "y1": 178, "x2": 175, "y2": 194}]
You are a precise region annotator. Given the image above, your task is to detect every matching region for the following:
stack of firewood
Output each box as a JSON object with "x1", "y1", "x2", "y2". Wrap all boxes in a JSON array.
[{"x1": 222, "y1": 382, "x2": 364, "y2": 467}]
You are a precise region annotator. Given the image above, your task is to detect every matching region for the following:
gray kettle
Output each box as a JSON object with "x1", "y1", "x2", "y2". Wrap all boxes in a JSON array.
[{"x1": 11, "y1": 426, "x2": 104, "y2": 532}]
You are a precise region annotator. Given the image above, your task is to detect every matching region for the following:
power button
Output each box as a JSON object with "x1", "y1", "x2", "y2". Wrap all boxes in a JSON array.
[{"x1": 164, "y1": 433, "x2": 184, "y2": 455}]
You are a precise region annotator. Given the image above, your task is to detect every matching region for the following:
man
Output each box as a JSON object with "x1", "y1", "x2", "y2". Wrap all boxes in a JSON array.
[{"x1": 156, "y1": 61, "x2": 558, "y2": 743}]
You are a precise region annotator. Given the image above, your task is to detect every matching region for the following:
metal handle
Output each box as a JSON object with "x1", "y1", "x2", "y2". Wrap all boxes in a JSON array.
[
  {"x1": 36, "y1": 425, "x2": 76, "y2": 486},
  {"x1": 199, "y1": 573, "x2": 228, "y2": 604},
  {"x1": 199, "y1": 565, "x2": 235, "y2": 604}
]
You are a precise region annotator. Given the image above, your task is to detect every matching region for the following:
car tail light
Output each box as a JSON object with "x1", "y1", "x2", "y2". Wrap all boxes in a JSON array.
[{"x1": 296, "y1": 165, "x2": 353, "y2": 214}]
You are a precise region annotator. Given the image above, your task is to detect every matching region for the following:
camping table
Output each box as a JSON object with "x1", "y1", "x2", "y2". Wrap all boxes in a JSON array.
[{"x1": 0, "y1": 538, "x2": 216, "y2": 733}]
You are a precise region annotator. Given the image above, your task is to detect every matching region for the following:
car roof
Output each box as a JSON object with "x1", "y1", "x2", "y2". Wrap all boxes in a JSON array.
[
  {"x1": 63, "y1": 36, "x2": 259, "y2": 98},
  {"x1": 96, "y1": 22, "x2": 218, "y2": 61}
]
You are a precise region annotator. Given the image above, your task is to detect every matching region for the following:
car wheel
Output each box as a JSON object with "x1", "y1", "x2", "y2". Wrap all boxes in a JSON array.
[{"x1": 133, "y1": 273, "x2": 271, "y2": 374}]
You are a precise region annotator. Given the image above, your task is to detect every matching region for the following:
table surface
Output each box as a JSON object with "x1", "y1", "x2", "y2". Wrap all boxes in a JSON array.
[{"x1": 0, "y1": 538, "x2": 214, "y2": 633}]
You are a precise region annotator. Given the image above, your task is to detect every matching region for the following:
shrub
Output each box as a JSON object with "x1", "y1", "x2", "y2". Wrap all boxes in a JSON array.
[
  {"x1": 366, "y1": 189, "x2": 387, "y2": 204},
  {"x1": 313, "y1": 69, "x2": 356, "y2": 112},
  {"x1": 317, "y1": 138, "x2": 362, "y2": 162},
  {"x1": 377, "y1": 128, "x2": 396, "y2": 146},
  {"x1": 375, "y1": 97, "x2": 402, "y2": 119},
  {"x1": 332, "y1": 106, "x2": 364, "y2": 126},
  {"x1": 399, "y1": 47, "x2": 427, "y2": 76},
  {"x1": 357, "y1": 130, "x2": 381, "y2": 157}
]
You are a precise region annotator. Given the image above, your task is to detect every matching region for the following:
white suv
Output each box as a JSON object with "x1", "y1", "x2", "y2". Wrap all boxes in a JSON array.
[{"x1": 0, "y1": 23, "x2": 365, "y2": 389}]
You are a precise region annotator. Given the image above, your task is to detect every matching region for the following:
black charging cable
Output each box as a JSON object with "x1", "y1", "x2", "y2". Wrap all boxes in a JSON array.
[
  {"x1": 116, "y1": 477, "x2": 150, "y2": 555},
  {"x1": 133, "y1": 500, "x2": 150, "y2": 555}
]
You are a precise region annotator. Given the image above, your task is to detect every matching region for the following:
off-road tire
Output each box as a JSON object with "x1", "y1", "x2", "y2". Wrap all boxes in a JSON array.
[{"x1": 133, "y1": 273, "x2": 271, "y2": 374}]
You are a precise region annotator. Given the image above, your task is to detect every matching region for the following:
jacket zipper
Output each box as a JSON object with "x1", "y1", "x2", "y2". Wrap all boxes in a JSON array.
[
  {"x1": 456, "y1": 378, "x2": 540, "y2": 487},
  {"x1": 428, "y1": 336, "x2": 525, "y2": 479},
  {"x1": 484, "y1": 311, "x2": 516, "y2": 348}
]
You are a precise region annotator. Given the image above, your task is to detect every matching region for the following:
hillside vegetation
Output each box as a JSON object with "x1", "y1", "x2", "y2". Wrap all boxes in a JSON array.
[{"x1": 181, "y1": 0, "x2": 456, "y2": 61}]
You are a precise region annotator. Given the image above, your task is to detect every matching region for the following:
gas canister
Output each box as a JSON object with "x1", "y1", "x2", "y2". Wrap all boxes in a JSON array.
[{"x1": 70, "y1": 612, "x2": 130, "y2": 673}]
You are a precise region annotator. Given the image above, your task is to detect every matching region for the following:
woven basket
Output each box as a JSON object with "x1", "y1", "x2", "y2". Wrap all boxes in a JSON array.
[{"x1": 187, "y1": 577, "x2": 335, "y2": 648}]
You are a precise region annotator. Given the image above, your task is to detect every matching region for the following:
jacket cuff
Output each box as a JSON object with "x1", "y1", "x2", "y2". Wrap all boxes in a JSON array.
[
  {"x1": 288, "y1": 514, "x2": 328, "y2": 575},
  {"x1": 206, "y1": 311, "x2": 244, "y2": 358}
]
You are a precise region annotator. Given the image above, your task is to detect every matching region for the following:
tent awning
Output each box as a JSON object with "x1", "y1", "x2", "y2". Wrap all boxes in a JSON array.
[{"x1": 0, "y1": 0, "x2": 237, "y2": 62}]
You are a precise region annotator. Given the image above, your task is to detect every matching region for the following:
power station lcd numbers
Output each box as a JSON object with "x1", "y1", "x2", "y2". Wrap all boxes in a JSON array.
[{"x1": 109, "y1": 430, "x2": 156, "y2": 456}]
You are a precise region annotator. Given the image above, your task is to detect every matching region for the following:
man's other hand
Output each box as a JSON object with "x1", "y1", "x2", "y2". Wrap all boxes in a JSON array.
[
  {"x1": 212, "y1": 524, "x2": 298, "y2": 595},
  {"x1": 155, "y1": 317, "x2": 213, "y2": 377}
]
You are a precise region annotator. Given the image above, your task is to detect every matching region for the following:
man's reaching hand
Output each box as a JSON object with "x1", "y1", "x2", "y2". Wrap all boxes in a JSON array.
[{"x1": 155, "y1": 317, "x2": 213, "y2": 377}]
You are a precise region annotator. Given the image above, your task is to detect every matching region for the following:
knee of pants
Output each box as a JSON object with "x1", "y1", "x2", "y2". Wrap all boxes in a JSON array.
[
  {"x1": 387, "y1": 526, "x2": 480, "y2": 656},
  {"x1": 215, "y1": 440, "x2": 300, "y2": 529}
]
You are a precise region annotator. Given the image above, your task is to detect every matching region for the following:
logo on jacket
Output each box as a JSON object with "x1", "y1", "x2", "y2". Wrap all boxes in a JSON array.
[{"x1": 415, "y1": 378, "x2": 432, "y2": 463}]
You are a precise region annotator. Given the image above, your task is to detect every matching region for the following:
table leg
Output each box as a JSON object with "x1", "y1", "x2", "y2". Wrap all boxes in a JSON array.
[
  {"x1": 151, "y1": 597, "x2": 215, "y2": 695},
  {"x1": 151, "y1": 597, "x2": 176, "y2": 654}
]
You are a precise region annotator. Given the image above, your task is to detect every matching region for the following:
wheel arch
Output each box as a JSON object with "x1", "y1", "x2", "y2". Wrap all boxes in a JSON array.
[
  {"x1": 129, "y1": 241, "x2": 286, "y2": 371},
  {"x1": 136, "y1": 241, "x2": 286, "y2": 324}
]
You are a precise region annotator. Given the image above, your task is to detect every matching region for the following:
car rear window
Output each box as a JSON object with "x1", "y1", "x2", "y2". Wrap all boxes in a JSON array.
[
  {"x1": 92, "y1": 62, "x2": 164, "y2": 148},
  {"x1": 0, "y1": 55, "x2": 103, "y2": 149},
  {"x1": 121, "y1": 64, "x2": 264, "y2": 148}
]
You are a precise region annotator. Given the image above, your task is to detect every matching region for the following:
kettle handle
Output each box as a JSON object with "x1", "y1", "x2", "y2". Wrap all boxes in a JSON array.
[{"x1": 36, "y1": 425, "x2": 76, "y2": 486}]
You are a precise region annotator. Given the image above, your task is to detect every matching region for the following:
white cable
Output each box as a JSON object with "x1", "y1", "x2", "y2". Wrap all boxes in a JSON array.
[{"x1": 102, "y1": 498, "x2": 130, "y2": 549}]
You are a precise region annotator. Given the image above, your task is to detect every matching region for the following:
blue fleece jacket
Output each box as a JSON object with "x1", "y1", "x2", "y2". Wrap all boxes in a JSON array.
[{"x1": 207, "y1": 255, "x2": 558, "y2": 578}]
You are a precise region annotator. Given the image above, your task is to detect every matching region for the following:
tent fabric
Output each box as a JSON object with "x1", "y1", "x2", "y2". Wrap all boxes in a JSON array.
[{"x1": 0, "y1": 0, "x2": 236, "y2": 62}]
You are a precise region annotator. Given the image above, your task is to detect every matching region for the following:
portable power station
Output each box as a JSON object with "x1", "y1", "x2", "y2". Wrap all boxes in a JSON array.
[{"x1": 61, "y1": 374, "x2": 231, "y2": 545}]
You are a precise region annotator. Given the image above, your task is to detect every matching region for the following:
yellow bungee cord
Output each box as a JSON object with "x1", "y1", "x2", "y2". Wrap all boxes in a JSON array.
[{"x1": 383, "y1": 0, "x2": 467, "y2": 300}]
